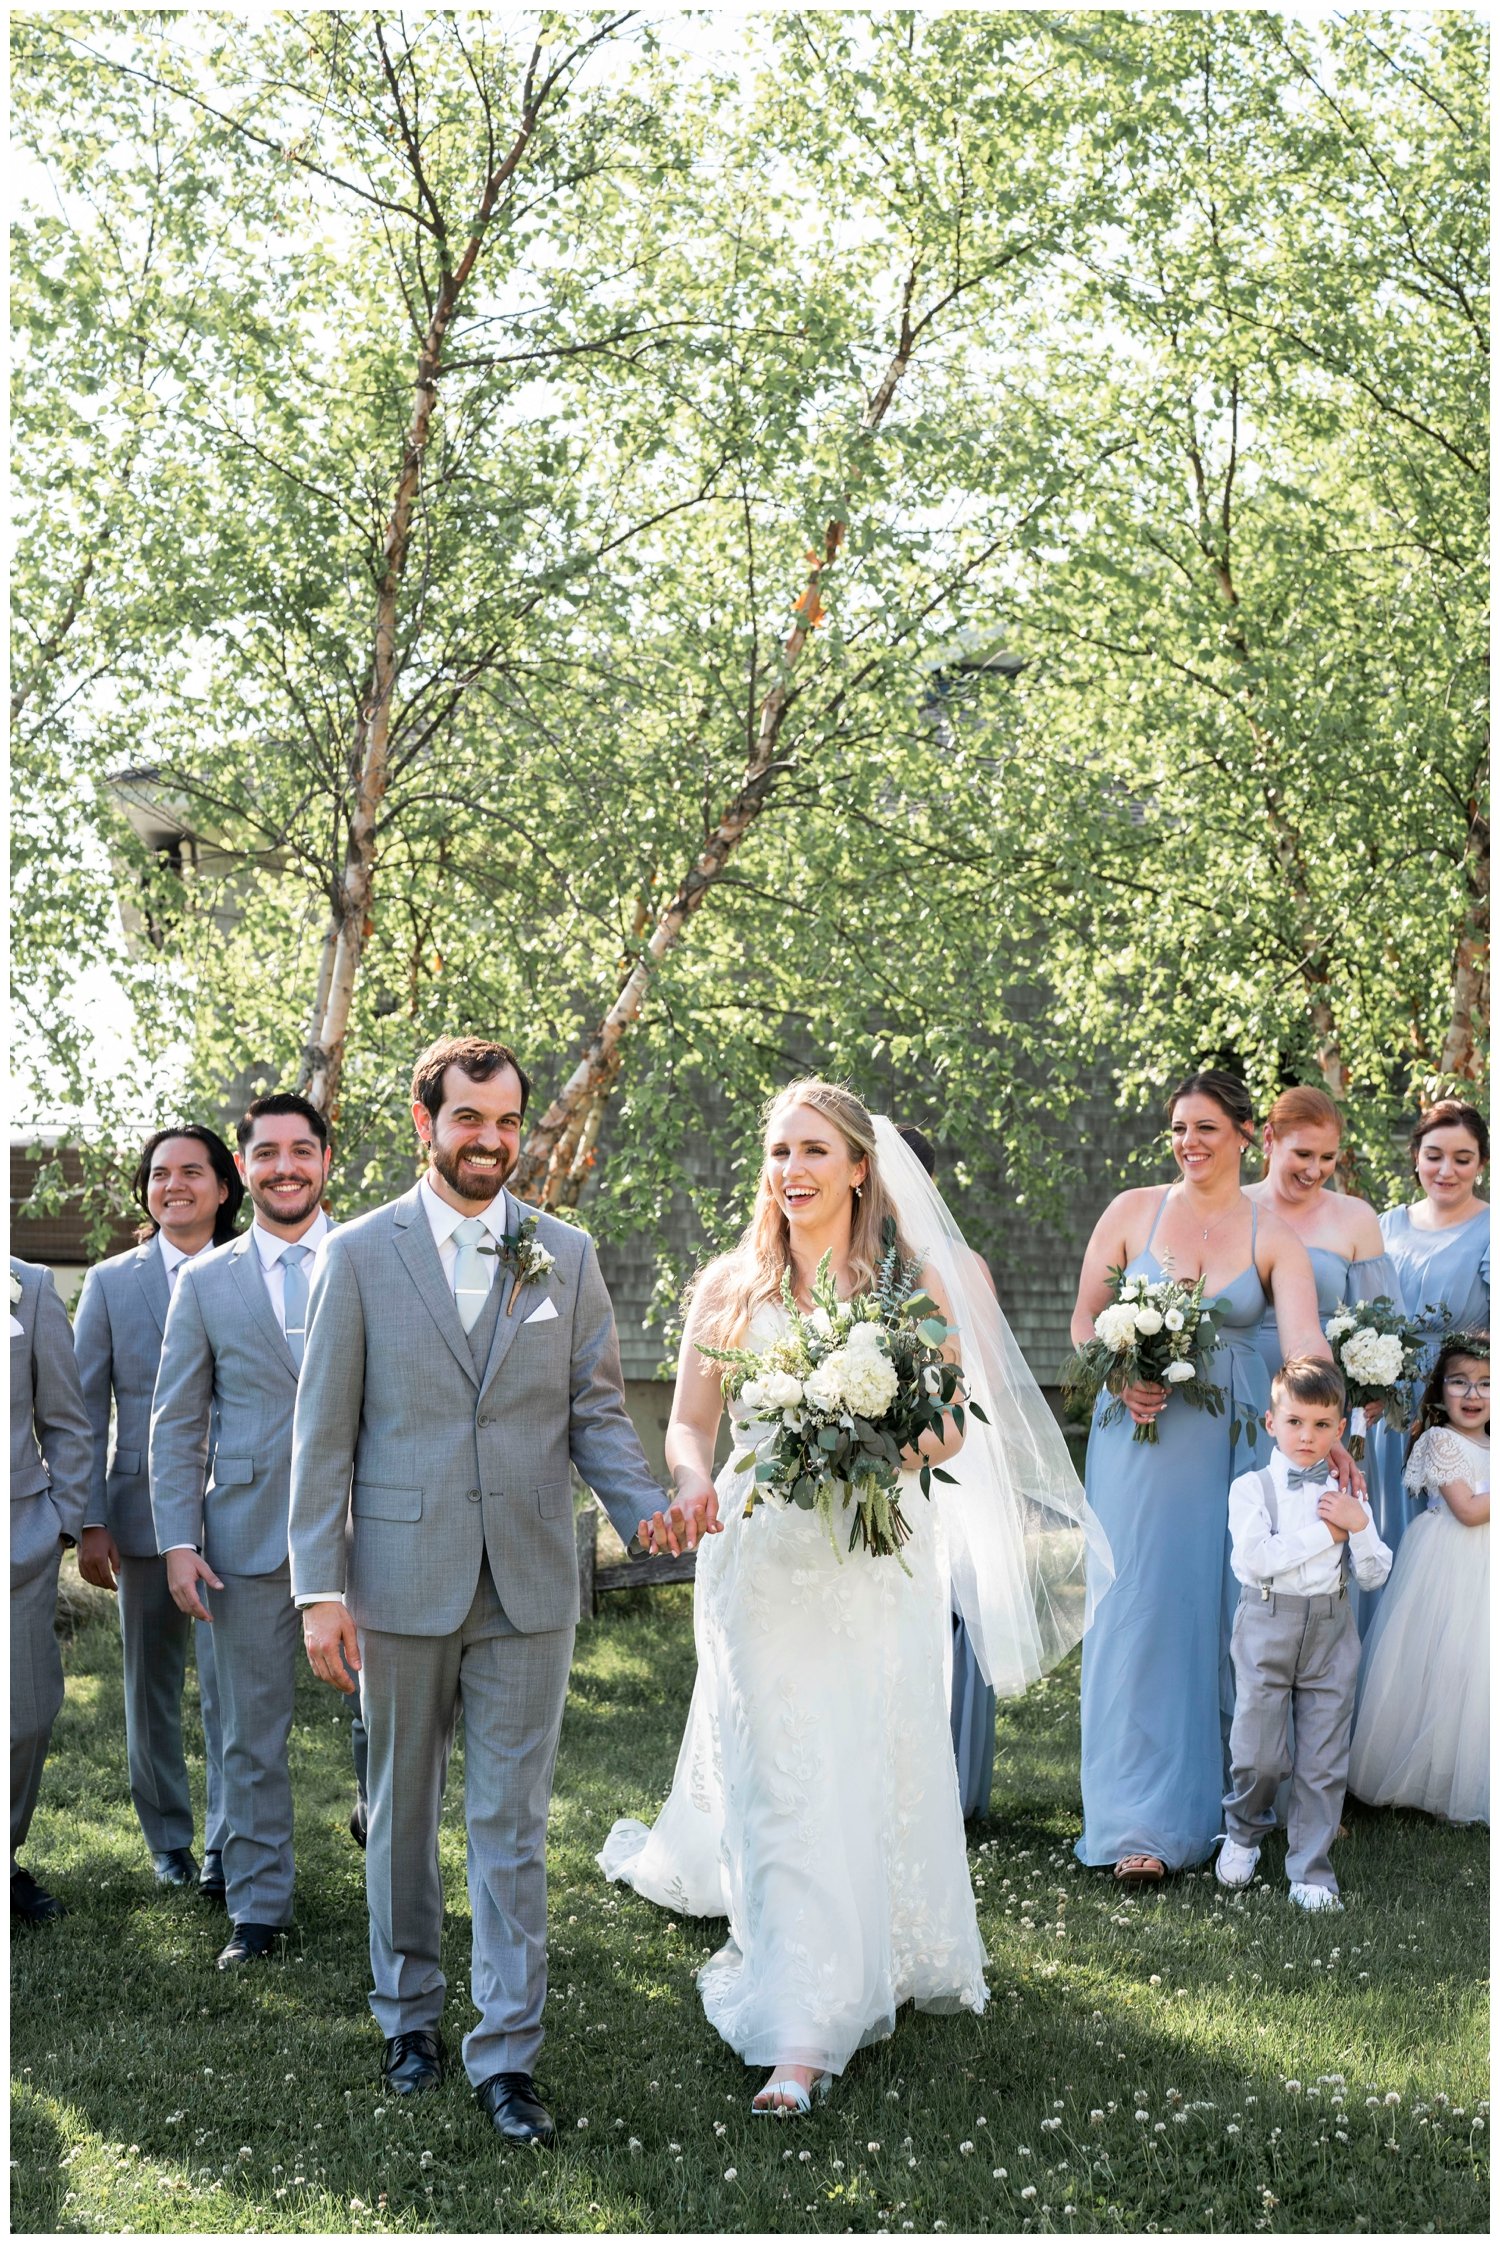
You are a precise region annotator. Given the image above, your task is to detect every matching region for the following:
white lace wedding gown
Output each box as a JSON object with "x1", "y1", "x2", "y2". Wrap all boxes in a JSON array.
[{"x1": 598, "y1": 1305, "x2": 989, "y2": 2074}]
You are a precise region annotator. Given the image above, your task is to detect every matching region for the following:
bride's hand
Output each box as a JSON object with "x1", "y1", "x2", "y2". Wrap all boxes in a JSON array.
[{"x1": 639, "y1": 1485, "x2": 721, "y2": 1558}]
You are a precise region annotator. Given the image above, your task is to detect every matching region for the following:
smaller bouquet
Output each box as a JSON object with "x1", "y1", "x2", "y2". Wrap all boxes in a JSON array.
[
  {"x1": 1061, "y1": 1267, "x2": 1237, "y2": 1446},
  {"x1": 1322, "y1": 1297, "x2": 1426, "y2": 1459},
  {"x1": 700, "y1": 1222, "x2": 982, "y2": 1564}
]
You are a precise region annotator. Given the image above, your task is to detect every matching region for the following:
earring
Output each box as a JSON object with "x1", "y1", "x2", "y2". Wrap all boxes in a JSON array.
[{"x1": 853, "y1": 1184, "x2": 863, "y2": 1202}]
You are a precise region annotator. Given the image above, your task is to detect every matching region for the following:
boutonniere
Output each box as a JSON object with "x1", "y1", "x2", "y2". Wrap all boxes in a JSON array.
[
  {"x1": 9, "y1": 1272, "x2": 22, "y2": 1309},
  {"x1": 494, "y1": 1217, "x2": 557, "y2": 1315}
]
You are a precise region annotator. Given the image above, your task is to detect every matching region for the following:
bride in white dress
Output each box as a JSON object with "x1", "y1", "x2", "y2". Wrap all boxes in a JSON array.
[{"x1": 599, "y1": 1080, "x2": 1111, "y2": 2112}]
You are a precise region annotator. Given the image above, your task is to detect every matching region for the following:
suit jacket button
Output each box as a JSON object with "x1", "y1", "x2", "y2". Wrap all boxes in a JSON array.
[
  {"x1": 466, "y1": 1489, "x2": 481, "y2": 1503},
  {"x1": 477, "y1": 1414, "x2": 491, "y2": 1427}
]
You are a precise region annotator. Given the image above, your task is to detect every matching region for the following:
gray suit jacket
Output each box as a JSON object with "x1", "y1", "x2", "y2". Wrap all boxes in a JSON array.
[
  {"x1": 73, "y1": 1239, "x2": 173, "y2": 1557},
  {"x1": 10, "y1": 1257, "x2": 92, "y2": 1589},
  {"x1": 150, "y1": 1230, "x2": 310, "y2": 1578},
  {"x1": 288, "y1": 1188, "x2": 662, "y2": 1635}
]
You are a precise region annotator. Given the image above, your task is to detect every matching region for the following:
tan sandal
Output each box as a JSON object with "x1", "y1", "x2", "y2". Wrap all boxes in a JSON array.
[{"x1": 1113, "y1": 1853, "x2": 1166, "y2": 1883}]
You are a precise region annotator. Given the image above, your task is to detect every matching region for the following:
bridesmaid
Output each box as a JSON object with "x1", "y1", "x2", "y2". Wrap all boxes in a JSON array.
[
  {"x1": 1365, "y1": 1099, "x2": 1490, "y2": 1602},
  {"x1": 1246, "y1": 1084, "x2": 1405, "y2": 1385},
  {"x1": 1070, "y1": 1070, "x2": 1354, "y2": 1883}
]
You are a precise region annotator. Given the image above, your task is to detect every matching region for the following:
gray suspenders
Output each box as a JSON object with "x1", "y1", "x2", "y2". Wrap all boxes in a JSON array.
[{"x1": 1255, "y1": 1466, "x2": 1347, "y2": 1599}]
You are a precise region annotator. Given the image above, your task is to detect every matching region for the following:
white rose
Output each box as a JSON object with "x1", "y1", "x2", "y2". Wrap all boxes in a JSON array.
[
  {"x1": 1325, "y1": 1313, "x2": 1356, "y2": 1343},
  {"x1": 1094, "y1": 1305, "x2": 1139, "y2": 1353},
  {"x1": 739, "y1": 1379, "x2": 764, "y2": 1411},
  {"x1": 758, "y1": 1371, "x2": 805, "y2": 1411},
  {"x1": 1163, "y1": 1309, "x2": 1185, "y2": 1333},
  {"x1": 808, "y1": 1307, "x2": 834, "y2": 1337},
  {"x1": 1134, "y1": 1307, "x2": 1164, "y2": 1335},
  {"x1": 923, "y1": 1364, "x2": 942, "y2": 1396},
  {"x1": 1164, "y1": 1360, "x2": 1196, "y2": 1384}
]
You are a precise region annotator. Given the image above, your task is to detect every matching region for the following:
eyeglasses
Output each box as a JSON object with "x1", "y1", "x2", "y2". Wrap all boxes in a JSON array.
[{"x1": 1443, "y1": 1374, "x2": 1490, "y2": 1398}]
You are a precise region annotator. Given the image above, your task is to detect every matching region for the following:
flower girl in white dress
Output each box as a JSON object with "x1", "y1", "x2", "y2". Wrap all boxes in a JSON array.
[
  {"x1": 1348, "y1": 1330, "x2": 1489, "y2": 1824},
  {"x1": 599, "y1": 1081, "x2": 1111, "y2": 2113}
]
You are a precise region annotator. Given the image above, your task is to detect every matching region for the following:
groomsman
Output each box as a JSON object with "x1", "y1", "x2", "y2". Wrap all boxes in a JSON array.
[
  {"x1": 290, "y1": 1036, "x2": 661, "y2": 2137},
  {"x1": 151, "y1": 1094, "x2": 333, "y2": 1967},
  {"x1": 73, "y1": 1126, "x2": 241, "y2": 1895},
  {"x1": 11, "y1": 1255, "x2": 93, "y2": 1924}
]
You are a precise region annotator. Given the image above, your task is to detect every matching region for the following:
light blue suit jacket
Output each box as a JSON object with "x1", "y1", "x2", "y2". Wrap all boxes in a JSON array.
[
  {"x1": 73, "y1": 1239, "x2": 173, "y2": 1558},
  {"x1": 10, "y1": 1257, "x2": 92, "y2": 1589}
]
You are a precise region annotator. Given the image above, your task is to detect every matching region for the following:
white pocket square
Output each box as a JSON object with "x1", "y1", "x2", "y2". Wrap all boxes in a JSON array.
[
  {"x1": 523, "y1": 1297, "x2": 559, "y2": 1325},
  {"x1": 9, "y1": 1315, "x2": 24, "y2": 1339}
]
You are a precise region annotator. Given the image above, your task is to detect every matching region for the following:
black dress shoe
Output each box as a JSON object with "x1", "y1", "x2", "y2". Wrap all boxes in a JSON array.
[
  {"x1": 153, "y1": 1847, "x2": 198, "y2": 1888},
  {"x1": 216, "y1": 1922, "x2": 282, "y2": 1969},
  {"x1": 349, "y1": 1799, "x2": 368, "y2": 1850},
  {"x1": 382, "y1": 2030, "x2": 443, "y2": 2095},
  {"x1": 11, "y1": 1868, "x2": 65, "y2": 1925},
  {"x1": 199, "y1": 1852, "x2": 226, "y2": 1903},
  {"x1": 476, "y1": 2071, "x2": 555, "y2": 2146}
]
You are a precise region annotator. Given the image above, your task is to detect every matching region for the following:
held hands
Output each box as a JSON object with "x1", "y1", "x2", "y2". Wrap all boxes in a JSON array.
[
  {"x1": 78, "y1": 1525, "x2": 122, "y2": 1592},
  {"x1": 1121, "y1": 1380, "x2": 1167, "y2": 1428},
  {"x1": 166, "y1": 1547, "x2": 223, "y2": 1622},
  {"x1": 1318, "y1": 1487, "x2": 1368, "y2": 1542},
  {"x1": 638, "y1": 1484, "x2": 722, "y2": 1558},
  {"x1": 1325, "y1": 1441, "x2": 1366, "y2": 1500},
  {"x1": 302, "y1": 1599, "x2": 361, "y2": 1694}
]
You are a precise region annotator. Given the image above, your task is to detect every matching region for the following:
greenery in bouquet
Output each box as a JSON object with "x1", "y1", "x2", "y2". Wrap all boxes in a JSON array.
[
  {"x1": 699, "y1": 1220, "x2": 983, "y2": 1562},
  {"x1": 1324, "y1": 1296, "x2": 1428, "y2": 1460},
  {"x1": 1061, "y1": 1266, "x2": 1241, "y2": 1447}
]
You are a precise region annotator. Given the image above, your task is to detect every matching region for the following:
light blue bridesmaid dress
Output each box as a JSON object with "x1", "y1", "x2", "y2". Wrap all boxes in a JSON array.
[
  {"x1": 1251, "y1": 1245, "x2": 1406, "y2": 1386},
  {"x1": 1358, "y1": 1204, "x2": 1490, "y2": 1635},
  {"x1": 950, "y1": 1616, "x2": 995, "y2": 1819},
  {"x1": 1076, "y1": 1197, "x2": 1272, "y2": 1871}
]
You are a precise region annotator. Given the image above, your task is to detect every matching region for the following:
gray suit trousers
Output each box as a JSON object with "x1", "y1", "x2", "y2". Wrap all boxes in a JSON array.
[
  {"x1": 11, "y1": 1552, "x2": 65, "y2": 1862},
  {"x1": 212, "y1": 1566, "x2": 300, "y2": 1926},
  {"x1": 1224, "y1": 1586, "x2": 1362, "y2": 1891},
  {"x1": 360, "y1": 1554, "x2": 574, "y2": 2083},
  {"x1": 117, "y1": 1555, "x2": 226, "y2": 1859}
]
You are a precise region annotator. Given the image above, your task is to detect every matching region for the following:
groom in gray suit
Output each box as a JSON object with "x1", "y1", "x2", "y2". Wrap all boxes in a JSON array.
[
  {"x1": 289, "y1": 1036, "x2": 661, "y2": 2143},
  {"x1": 151, "y1": 1093, "x2": 334, "y2": 1968}
]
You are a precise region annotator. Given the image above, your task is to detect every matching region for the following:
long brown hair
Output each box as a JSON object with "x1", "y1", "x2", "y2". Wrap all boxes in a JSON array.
[
  {"x1": 1407, "y1": 1328, "x2": 1490, "y2": 1457},
  {"x1": 694, "y1": 1080, "x2": 915, "y2": 1347}
]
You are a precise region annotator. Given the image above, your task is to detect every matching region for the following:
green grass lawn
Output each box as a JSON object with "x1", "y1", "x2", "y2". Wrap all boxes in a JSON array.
[{"x1": 11, "y1": 1570, "x2": 1489, "y2": 2234}]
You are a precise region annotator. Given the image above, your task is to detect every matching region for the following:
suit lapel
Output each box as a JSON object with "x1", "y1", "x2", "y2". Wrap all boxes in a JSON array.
[
  {"x1": 133, "y1": 1240, "x2": 169, "y2": 1338},
  {"x1": 392, "y1": 1189, "x2": 480, "y2": 1387},
  {"x1": 476, "y1": 1263, "x2": 531, "y2": 1396},
  {"x1": 228, "y1": 1234, "x2": 299, "y2": 1380}
]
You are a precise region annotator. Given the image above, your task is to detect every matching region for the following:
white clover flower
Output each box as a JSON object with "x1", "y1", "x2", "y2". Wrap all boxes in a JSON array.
[
  {"x1": 993, "y1": 2167, "x2": 1007, "y2": 2180},
  {"x1": 1165, "y1": 1360, "x2": 1197, "y2": 1383},
  {"x1": 723, "y1": 2168, "x2": 737, "y2": 2182},
  {"x1": 959, "y1": 2141, "x2": 975, "y2": 2155},
  {"x1": 1021, "y1": 2185, "x2": 1037, "y2": 2201}
]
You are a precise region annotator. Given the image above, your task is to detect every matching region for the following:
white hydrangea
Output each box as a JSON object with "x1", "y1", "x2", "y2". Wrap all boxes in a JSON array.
[
  {"x1": 1325, "y1": 1312, "x2": 1357, "y2": 1343},
  {"x1": 1134, "y1": 1307, "x2": 1165, "y2": 1335},
  {"x1": 1341, "y1": 1330, "x2": 1404, "y2": 1386},
  {"x1": 1095, "y1": 1304, "x2": 1140, "y2": 1353},
  {"x1": 1164, "y1": 1359, "x2": 1197, "y2": 1384},
  {"x1": 804, "y1": 1344, "x2": 899, "y2": 1419},
  {"x1": 844, "y1": 1320, "x2": 888, "y2": 1355}
]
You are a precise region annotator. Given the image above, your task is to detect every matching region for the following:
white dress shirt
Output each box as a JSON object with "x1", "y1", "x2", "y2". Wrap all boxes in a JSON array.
[
  {"x1": 251, "y1": 1208, "x2": 331, "y2": 1333},
  {"x1": 296, "y1": 1183, "x2": 511, "y2": 1608},
  {"x1": 1229, "y1": 1446, "x2": 1392, "y2": 1596},
  {"x1": 158, "y1": 1231, "x2": 209, "y2": 1291},
  {"x1": 418, "y1": 1174, "x2": 512, "y2": 1289}
]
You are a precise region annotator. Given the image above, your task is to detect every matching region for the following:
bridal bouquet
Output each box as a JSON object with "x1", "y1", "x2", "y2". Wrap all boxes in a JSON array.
[
  {"x1": 1061, "y1": 1266, "x2": 1235, "y2": 1446},
  {"x1": 699, "y1": 1222, "x2": 982, "y2": 1563},
  {"x1": 1323, "y1": 1296, "x2": 1426, "y2": 1459}
]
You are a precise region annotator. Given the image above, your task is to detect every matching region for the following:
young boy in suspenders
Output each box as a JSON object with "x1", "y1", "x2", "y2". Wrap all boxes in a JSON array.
[{"x1": 1216, "y1": 1357, "x2": 1392, "y2": 1911}]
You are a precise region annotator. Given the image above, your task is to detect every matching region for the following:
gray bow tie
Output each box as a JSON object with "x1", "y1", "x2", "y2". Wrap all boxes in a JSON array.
[{"x1": 1285, "y1": 1463, "x2": 1332, "y2": 1492}]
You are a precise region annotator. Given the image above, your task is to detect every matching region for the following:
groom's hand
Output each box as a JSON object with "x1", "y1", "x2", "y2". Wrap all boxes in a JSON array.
[
  {"x1": 639, "y1": 1488, "x2": 721, "y2": 1557},
  {"x1": 302, "y1": 1598, "x2": 361, "y2": 1693}
]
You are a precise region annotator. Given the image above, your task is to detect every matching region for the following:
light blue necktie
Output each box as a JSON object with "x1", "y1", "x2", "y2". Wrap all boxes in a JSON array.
[
  {"x1": 281, "y1": 1244, "x2": 312, "y2": 1368},
  {"x1": 1285, "y1": 1464, "x2": 1331, "y2": 1492},
  {"x1": 452, "y1": 1217, "x2": 491, "y2": 1333}
]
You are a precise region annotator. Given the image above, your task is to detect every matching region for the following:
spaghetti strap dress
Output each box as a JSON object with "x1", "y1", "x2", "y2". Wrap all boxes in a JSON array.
[
  {"x1": 1251, "y1": 1245, "x2": 1405, "y2": 1386},
  {"x1": 1361, "y1": 1206, "x2": 1490, "y2": 1630},
  {"x1": 1076, "y1": 1197, "x2": 1271, "y2": 1870}
]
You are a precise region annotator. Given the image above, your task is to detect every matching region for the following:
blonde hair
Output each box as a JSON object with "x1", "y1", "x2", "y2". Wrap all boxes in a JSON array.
[
  {"x1": 1265, "y1": 1085, "x2": 1342, "y2": 1140},
  {"x1": 693, "y1": 1079, "x2": 914, "y2": 1347}
]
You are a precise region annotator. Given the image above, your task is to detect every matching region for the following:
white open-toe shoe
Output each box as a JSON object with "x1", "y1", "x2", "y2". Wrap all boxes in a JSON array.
[{"x1": 752, "y1": 2072, "x2": 831, "y2": 2117}]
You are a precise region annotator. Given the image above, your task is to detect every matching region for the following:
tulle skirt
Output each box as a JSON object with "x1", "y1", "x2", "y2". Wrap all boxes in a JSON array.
[
  {"x1": 1348, "y1": 1507, "x2": 1488, "y2": 1824},
  {"x1": 598, "y1": 1463, "x2": 988, "y2": 2073}
]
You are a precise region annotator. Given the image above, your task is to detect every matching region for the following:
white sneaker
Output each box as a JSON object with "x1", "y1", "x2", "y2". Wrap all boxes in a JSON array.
[
  {"x1": 1215, "y1": 1837, "x2": 1259, "y2": 1888},
  {"x1": 1289, "y1": 1881, "x2": 1343, "y2": 1913}
]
